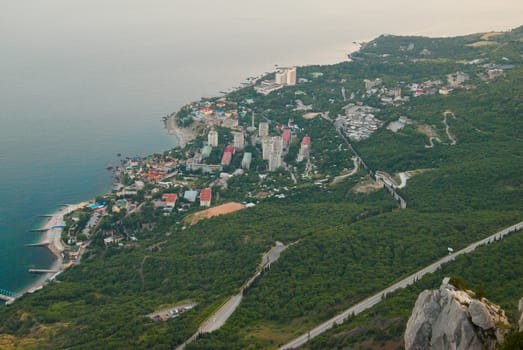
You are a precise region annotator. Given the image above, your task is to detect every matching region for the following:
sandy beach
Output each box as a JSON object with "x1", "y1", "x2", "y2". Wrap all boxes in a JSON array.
[
  {"x1": 165, "y1": 114, "x2": 197, "y2": 148},
  {"x1": 19, "y1": 202, "x2": 89, "y2": 296}
]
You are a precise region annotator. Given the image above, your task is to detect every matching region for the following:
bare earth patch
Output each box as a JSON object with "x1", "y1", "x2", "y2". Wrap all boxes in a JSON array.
[
  {"x1": 256, "y1": 191, "x2": 269, "y2": 199},
  {"x1": 184, "y1": 202, "x2": 246, "y2": 225},
  {"x1": 353, "y1": 177, "x2": 383, "y2": 194},
  {"x1": 481, "y1": 32, "x2": 504, "y2": 40},
  {"x1": 302, "y1": 112, "x2": 320, "y2": 119},
  {"x1": 405, "y1": 168, "x2": 434, "y2": 177},
  {"x1": 417, "y1": 124, "x2": 438, "y2": 138},
  {"x1": 466, "y1": 41, "x2": 497, "y2": 47}
]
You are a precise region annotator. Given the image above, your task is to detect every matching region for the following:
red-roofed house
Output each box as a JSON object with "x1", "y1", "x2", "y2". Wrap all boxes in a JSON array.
[
  {"x1": 221, "y1": 151, "x2": 232, "y2": 166},
  {"x1": 301, "y1": 136, "x2": 311, "y2": 146},
  {"x1": 201, "y1": 107, "x2": 214, "y2": 115},
  {"x1": 200, "y1": 188, "x2": 212, "y2": 207},
  {"x1": 224, "y1": 145, "x2": 236, "y2": 155},
  {"x1": 297, "y1": 136, "x2": 311, "y2": 162},
  {"x1": 162, "y1": 193, "x2": 178, "y2": 207}
]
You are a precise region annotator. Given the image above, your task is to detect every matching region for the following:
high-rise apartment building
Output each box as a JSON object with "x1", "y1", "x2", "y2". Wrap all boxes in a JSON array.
[{"x1": 208, "y1": 129, "x2": 218, "y2": 147}]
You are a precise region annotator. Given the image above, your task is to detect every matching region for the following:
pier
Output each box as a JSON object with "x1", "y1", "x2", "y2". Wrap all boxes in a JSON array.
[
  {"x1": 28, "y1": 269, "x2": 60, "y2": 274},
  {"x1": 25, "y1": 242, "x2": 51, "y2": 247},
  {"x1": 29, "y1": 228, "x2": 48, "y2": 233}
]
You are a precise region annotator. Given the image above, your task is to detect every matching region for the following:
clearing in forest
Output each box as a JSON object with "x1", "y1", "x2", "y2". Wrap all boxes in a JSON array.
[{"x1": 184, "y1": 202, "x2": 246, "y2": 225}]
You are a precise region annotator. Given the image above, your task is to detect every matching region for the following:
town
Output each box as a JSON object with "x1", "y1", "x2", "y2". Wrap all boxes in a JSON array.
[{"x1": 30, "y1": 37, "x2": 516, "y2": 295}]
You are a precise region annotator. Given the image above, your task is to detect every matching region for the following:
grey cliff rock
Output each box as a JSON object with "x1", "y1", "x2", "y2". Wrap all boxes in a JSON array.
[{"x1": 405, "y1": 278, "x2": 509, "y2": 350}]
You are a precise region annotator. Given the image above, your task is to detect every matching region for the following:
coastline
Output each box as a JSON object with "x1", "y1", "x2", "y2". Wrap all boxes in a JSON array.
[
  {"x1": 14, "y1": 117, "x2": 192, "y2": 299},
  {"x1": 165, "y1": 113, "x2": 197, "y2": 148},
  {"x1": 13, "y1": 40, "x2": 364, "y2": 300},
  {"x1": 18, "y1": 202, "x2": 89, "y2": 296}
]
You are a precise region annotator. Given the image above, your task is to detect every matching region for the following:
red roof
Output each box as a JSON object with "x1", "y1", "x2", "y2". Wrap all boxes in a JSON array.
[
  {"x1": 162, "y1": 193, "x2": 178, "y2": 203},
  {"x1": 221, "y1": 151, "x2": 232, "y2": 165},
  {"x1": 200, "y1": 188, "x2": 212, "y2": 202},
  {"x1": 224, "y1": 145, "x2": 235, "y2": 154},
  {"x1": 282, "y1": 129, "x2": 291, "y2": 142},
  {"x1": 302, "y1": 136, "x2": 311, "y2": 145}
]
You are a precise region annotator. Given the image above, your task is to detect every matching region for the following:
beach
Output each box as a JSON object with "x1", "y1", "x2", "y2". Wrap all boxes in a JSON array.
[
  {"x1": 19, "y1": 202, "x2": 89, "y2": 296},
  {"x1": 165, "y1": 114, "x2": 197, "y2": 148}
]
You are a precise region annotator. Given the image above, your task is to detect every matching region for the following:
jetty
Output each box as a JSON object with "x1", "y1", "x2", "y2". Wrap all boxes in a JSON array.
[
  {"x1": 28, "y1": 269, "x2": 60, "y2": 274},
  {"x1": 29, "y1": 228, "x2": 48, "y2": 233},
  {"x1": 25, "y1": 242, "x2": 51, "y2": 247}
]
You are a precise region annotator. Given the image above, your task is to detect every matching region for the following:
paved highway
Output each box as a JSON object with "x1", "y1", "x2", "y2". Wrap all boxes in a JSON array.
[{"x1": 280, "y1": 220, "x2": 523, "y2": 349}]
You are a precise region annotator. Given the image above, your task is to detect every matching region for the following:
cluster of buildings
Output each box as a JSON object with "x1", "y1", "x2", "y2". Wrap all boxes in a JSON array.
[
  {"x1": 255, "y1": 67, "x2": 297, "y2": 95},
  {"x1": 122, "y1": 155, "x2": 179, "y2": 184},
  {"x1": 153, "y1": 188, "x2": 212, "y2": 214},
  {"x1": 183, "y1": 99, "x2": 252, "y2": 129},
  {"x1": 363, "y1": 68, "x2": 478, "y2": 105},
  {"x1": 260, "y1": 119, "x2": 311, "y2": 170},
  {"x1": 363, "y1": 78, "x2": 409, "y2": 106},
  {"x1": 336, "y1": 104, "x2": 383, "y2": 141}
]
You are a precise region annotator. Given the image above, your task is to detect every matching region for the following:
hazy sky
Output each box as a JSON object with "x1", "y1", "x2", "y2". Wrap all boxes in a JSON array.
[{"x1": 1, "y1": 0, "x2": 522, "y2": 117}]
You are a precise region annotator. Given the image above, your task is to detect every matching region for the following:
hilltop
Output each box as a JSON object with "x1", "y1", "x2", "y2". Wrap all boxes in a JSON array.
[{"x1": 1, "y1": 26, "x2": 523, "y2": 349}]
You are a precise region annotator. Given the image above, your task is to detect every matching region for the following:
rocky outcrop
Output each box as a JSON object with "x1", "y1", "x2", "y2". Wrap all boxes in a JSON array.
[{"x1": 405, "y1": 278, "x2": 510, "y2": 350}]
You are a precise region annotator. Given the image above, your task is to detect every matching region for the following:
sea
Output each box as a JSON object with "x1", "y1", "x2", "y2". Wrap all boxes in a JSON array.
[{"x1": 1, "y1": 0, "x2": 522, "y2": 293}]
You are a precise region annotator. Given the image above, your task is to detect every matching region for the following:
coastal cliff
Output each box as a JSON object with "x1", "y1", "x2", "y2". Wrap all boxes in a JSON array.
[{"x1": 405, "y1": 278, "x2": 510, "y2": 350}]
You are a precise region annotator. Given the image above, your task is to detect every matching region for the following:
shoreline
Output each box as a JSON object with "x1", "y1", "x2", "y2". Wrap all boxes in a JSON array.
[
  {"x1": 18, "y1": 202, "x2": 89, "y2": 296},
  {"x1": 13, "y1": 39, "x2": 366, "y2": 300},
  {"x1": 165, "y1": 113, "x2": 197, "y2": 148}
]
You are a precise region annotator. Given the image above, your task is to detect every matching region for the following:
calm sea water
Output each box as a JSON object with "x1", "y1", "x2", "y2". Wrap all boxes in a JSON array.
[{"x1": 1, "y1": 0, "x2": 522, "y2": 292}]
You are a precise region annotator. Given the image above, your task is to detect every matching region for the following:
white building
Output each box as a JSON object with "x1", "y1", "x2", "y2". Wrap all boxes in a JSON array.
[
  {"x1": 272, "y1": 136, "x2": 283, "y2": 155},
  {"x1": 259, "y1": 122, "x2": 269, "y2": 138},
  {"x1": 233, "y1": 131, "x2": 245, "y2": 150},
  {"x1": 269, "y1": 151, "x2": 282, "y2": 171},
  {"x1": 364, "y1": 78, "x2": 381, "y2": 90},
  {"x1": 262, "y1": 137, "x2": 272, "y2": 160},
  {"x1": 275, "y1": 70, "x2": 287, "y2": 85},
  {"x1": 263, "y1": 136, "x2": 283, "y2": 171},
  {"x1": 286, "y1": 67, "x2": 297, "y2": 86},
  {"x1": 275, "y1": 67, "x2": 297, "y2": 86},
  {"x1": 208, "y1": 129, "x2": 218, "y2": 147}
]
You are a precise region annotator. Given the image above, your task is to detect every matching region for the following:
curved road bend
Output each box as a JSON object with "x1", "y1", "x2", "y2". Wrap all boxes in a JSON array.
[
  {"x1": 176, "y1": 242, "x2": 290, "y2": 350},
  {"x1": 280, "y1": 220, "x2": 523, "y2": 349}
]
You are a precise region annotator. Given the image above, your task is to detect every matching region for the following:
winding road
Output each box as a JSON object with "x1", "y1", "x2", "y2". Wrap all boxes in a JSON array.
[
  {"x1": 280, "y1": 220, "x2": 523, "y2": 349},
  {"x1": 177, "y1": 242, "x2": 290, "y2": 350},
  {"x1": 332, "y1": 157, "x2": 359, "y2": 185},
  {"x1": 443, "y1": 111, "x2": 457, "y2": 145}
]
